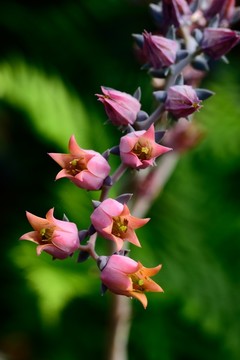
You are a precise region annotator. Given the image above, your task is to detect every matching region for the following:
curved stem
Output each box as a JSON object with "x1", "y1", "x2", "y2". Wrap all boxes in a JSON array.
[
  {"x1": 78, "y1": 233, "x2": 99, "y2": 261},
  {"x1": 104, "y1": 24, "x2": 202, "y2": 360},
  {"x1": 100, "y1": 163, "x2": 128, "y2": 202},
  {"x1": 131, "y1": 152, "x2": 179, "y2": 218},
  {"x1": 111, "y1": 163, "x2": 128, "y2": 185}
]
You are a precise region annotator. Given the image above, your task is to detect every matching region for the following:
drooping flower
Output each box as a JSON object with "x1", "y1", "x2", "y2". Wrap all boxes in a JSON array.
[
  {"x1": 200, "y1": 27, "x2": 240, "y2": 60},
  {"x1": 95, "y1": 86, "x2": 141, "y2": 126},
  {"x1": 163, "y1": 85, "x2": 202, "y2": 118},
  {"x1": 19, "y1": 208, "x2": 79, "y2": 259},
  {"x1": 119, "y1": 124, "x2": 172, "y2": 169},
  {"x1": 142, "y1": 30, "x2": 178, "y2": 69},
  {"x1": 99, "y1": 254, "x2": 163, "y2": 309},
  {"x1": 90, "y1": 198, "x2": 150, "y2": 251},
  {"x1": 48, "y1": 135, "x2": 110, "y2": 191}
]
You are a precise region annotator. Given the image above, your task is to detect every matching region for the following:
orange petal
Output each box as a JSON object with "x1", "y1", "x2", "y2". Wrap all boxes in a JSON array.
[
  {"x1": 130, "y1": 291, "x2": 148, "y2": 309},
  {"x1": 141, "y1": 264, "x2": 162, "y2": 277}
]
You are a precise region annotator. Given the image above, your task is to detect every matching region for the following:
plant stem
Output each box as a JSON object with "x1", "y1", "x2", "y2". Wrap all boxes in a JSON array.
[
  {"x1": 78, "y1": 232, "x2": 99, "y2": 261},
  {"x1": 131, "y1": 152, "x2": 179, "y2": 217},
  {"x1": 107, "y1": 295, "x2": 132, "y2": 360},
  {"x1": 105, "y1": 25, "x2": 201, "y2": 360}
]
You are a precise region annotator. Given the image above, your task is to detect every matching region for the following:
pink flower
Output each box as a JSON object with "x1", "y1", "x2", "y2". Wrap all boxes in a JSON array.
[
  {"x1": 95, "y1": 86, "x2": 141, "y2": 126},
  {"x1": 48, "y1": 135, "x2": 110, "y2": 191},
  {"x1": 19, "y1": 208, "x2": 79, "y2": 259},
  {"x1": 99, "y1": 254, "x2": 163, "y2": 309},
  {"x1": 142, "y1": 30, "x2": 178, "y2": 69},
  {"x1": 164, "y1": 85, "x2": 202, "y2": 118},
  {"x1": 90, "y1": 198, "x2": 150, "y2": 251},
  {"x1": 119, "y1": 124, "x2": 172, "y2": 169},
  {"x1": 201, "y1": 28, "x2": 240, "y2": 60}
]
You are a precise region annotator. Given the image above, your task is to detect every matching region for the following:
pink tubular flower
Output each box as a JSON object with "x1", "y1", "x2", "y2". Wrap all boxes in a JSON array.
[
  {"x1": 201, "y1": 28, "x2": 240, "y2": 60},
  {"x1": 95, "y1": 86, "x2": 141, "y2": 126},
  {"x1": 164, "y1": 85, "x2": 202, "y2": 118},
  {"x1": 142, "y1": 30, "x2": 178, "y2": 69},
  {"x1": 119, "y1": 124, "x2": 172, "y2": 169},
  {"x1": 99, "y1": 254, "x2": 163, "y2": 309},
  {"x1": 19, "y1": 208, "x2": 79, "y2": 259},
  {"x1": 48, "y1": 135, "x2": 110, "y2": 191},
  {"x1": 90, "y1": 198, "x2": 150, "y2": 251}
]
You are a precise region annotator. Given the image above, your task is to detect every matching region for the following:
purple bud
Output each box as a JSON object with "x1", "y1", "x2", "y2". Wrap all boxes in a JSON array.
[
  {"x1": 162, "y1": 0, "x2": 192, "y2": 29},
  {"x1": 164, "y1": 85, "x2": 202, "y2": 118},
  {"x1": 204, "y1": 0, "x2": 236, "y2": 27},
  {"x1": 96, "y1": 86, "x2": 141, "y2": 126},
  {"x1": 201, "y1": 28, "x2": 240, "y2": 60},
  {"x1": 142, "y1": 30, "x2": 179, "y2": 69}
]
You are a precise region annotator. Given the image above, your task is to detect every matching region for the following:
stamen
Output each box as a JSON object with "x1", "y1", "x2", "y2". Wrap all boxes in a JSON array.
[
  {"x1": 67, "y1": 157, "x2": 86, "y2": 175},
  {"x1": 40, "y1": 228, "x2": 52, "y2": 242},
  {"x1": 112, "y1": 217, "x2": 128, "y2": 237},
  {"x1": 133, "y1": 141, "x2": 152, "y2": 160}
]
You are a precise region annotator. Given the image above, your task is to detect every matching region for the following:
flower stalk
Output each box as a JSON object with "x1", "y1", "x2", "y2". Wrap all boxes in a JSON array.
[{"x1": 18, "y1": 1, "x2": 240, "y2": 359}]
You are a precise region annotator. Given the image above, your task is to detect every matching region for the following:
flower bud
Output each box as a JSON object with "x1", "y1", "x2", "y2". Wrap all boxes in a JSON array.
[
  {"x1": 162, "y1": 85, "x2": 202, "y2": 118},
  {"x1": 201, "y1": 28, "x2": 240, "y2": 60},
  {"x1": 142, "y1": 30, "x2": 178, "y2": 69},
  {"x1": 48, "y1": 135, "x2": 110, "y2": 191},
  {"x1": 90, "y1": 198, "x2": 150, "y2": 251},
  {"x1": 119, "y1": 124, "x2": 172, "y2": 170},
  {"x1": 204, "y1": 0, "x2": 236, "y2": 27},
  {"x1": 162, "y1": 0, "x2": 192, "y2": 29},
  {"x1": 100, "y1": 254, "x2": 163, "y2": 308},
  {"x1": 19, "y1": 208, "x2": 79, "y2": 259},
  {"x1": 96, "y1": 86, "x2": 141, "y2": 126}
]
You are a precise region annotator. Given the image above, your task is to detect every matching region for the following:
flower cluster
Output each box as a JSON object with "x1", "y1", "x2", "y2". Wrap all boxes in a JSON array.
[{"x1": 20, "y1": 0, "x2": 240, "y2": 308}]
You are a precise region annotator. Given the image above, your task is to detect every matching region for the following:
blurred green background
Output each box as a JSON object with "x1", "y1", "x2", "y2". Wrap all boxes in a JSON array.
[{"x1": 1, "y1": 1, "x2": 240, "y2": 359}]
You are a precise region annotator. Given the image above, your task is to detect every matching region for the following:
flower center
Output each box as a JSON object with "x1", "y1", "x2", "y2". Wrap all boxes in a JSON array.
[
  {"x1": 67, "y1": 157, "x2": 87, "y2": 175},
  {"x1": 133, "y1": 141, "x2": 152, "y2": 160},
  {"x1": 39, "y1": 228, "x2": 53, "y2": 243},
  {"x1": 131, "y1": 273, "x2": 145, "y2": 292},
  {"x1": 192, "y1": 101, "x2": 200, "y2": 109},
  {"x1": 112, "y1": 217, "x2": 128, "y2": 238}
]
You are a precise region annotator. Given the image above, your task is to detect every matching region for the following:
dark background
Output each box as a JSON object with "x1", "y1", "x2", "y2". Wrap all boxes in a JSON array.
[{"x1": 1, "y1": 1, "x2": 240, "y2": 359}]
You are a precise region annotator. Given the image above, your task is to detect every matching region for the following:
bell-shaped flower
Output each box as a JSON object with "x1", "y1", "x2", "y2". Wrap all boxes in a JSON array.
[
  {"x1": 119, "y1": 124, "x2": 172, "y2": 170},
  {"x1": 200, "y1": 27, "x2": 240, "y2": 60},
  {"x1": 90, "y1": 198, "x2": 150, "y2": 251},
  {"x1": 19, "y1": 208, "x2": 79, "y2": 259},
  {"x1": 48, "y1": 135, "x2": 110, "y2": 191},
  {"x1": 142, "y1": 30, "x2": 178, "y2": 69},
  {"x1": 99, "y1": 254, "x2": 163, "y2": 309},
  {"x1": 95, "y1": 86, "x2": 141, "y2": 126},
  {"x1": 164, "y1": 85, "x2": 202, "y2": 118}
]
